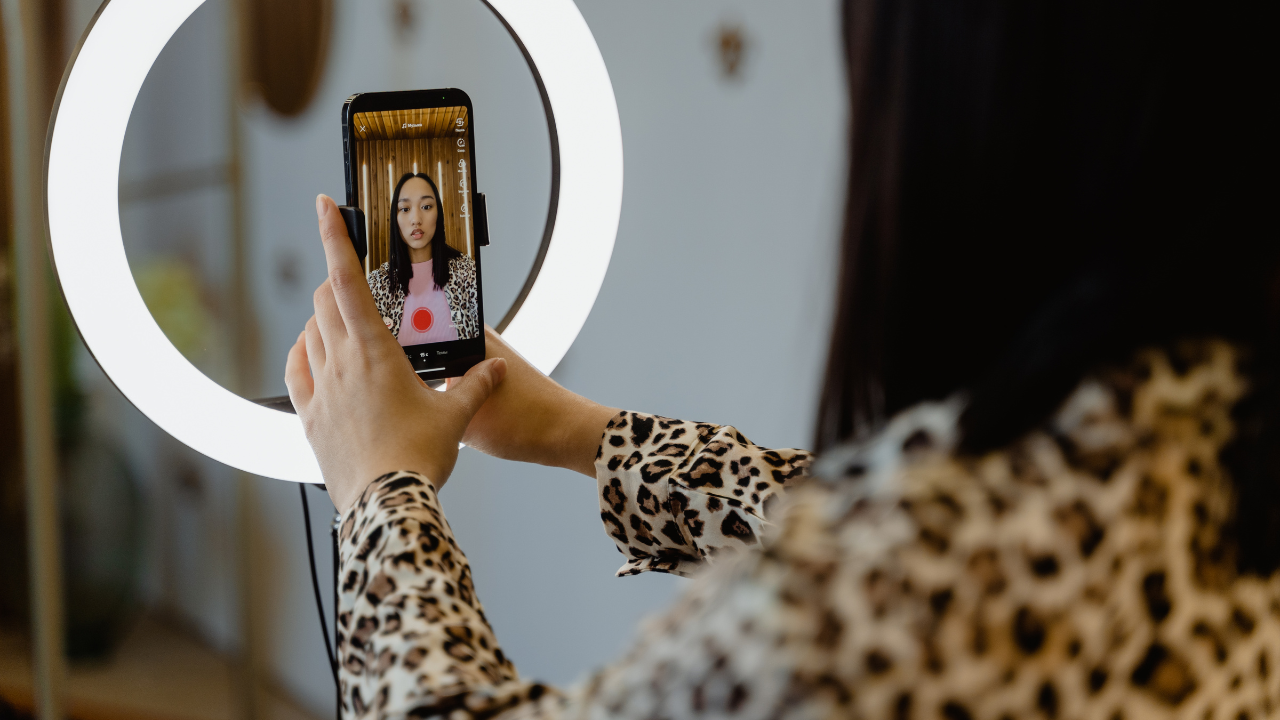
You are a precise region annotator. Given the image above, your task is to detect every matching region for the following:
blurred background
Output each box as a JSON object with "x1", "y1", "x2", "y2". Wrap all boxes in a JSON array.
[{"x1": 0, "y1": 0, "x2": 846, "y2": 717}]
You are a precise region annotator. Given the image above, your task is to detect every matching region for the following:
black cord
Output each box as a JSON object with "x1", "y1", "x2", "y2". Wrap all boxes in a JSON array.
[
  {"x1": 333, "y1": 513, "x2": 341, "y2": 717},
  {"x1": 299, "y1": 483, "x2": 339, "y2": 685}
]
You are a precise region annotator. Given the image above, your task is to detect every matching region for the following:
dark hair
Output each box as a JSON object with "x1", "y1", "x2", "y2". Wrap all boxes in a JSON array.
[
  {"x1": 388, "y1": 172, "x2": 461, "y2": 294},
  {"x1": 819, "y1": 0, "x2": 1275, "y2": 570}
]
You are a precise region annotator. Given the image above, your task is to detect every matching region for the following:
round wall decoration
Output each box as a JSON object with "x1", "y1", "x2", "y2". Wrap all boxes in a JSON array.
[{"x1": 247, "y1": 0, "x2": 332, "y2": 117}]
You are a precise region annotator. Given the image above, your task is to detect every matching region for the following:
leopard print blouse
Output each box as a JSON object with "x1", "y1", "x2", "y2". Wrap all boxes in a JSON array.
[
  {"x1": 365, "y1": 256, "x2": 480, "y2": 340},
  {"x1": 337, "y1": 341, "x2": 1280, "y2": 720}
]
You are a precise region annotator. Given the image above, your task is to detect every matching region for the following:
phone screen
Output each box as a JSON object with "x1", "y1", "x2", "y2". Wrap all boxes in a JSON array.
[{"x1": 344, "y1": 90, "x2": 485, "y2": 380}]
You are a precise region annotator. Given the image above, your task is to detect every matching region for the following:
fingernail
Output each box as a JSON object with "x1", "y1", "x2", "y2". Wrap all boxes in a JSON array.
[{"x1": 316, "y1": 194, "x2": 329, "y2": 217}]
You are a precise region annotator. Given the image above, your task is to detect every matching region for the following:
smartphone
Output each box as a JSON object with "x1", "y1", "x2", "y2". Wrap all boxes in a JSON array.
[{"x1": 342, "y1": 88, "x2": 488, "y2": 382}]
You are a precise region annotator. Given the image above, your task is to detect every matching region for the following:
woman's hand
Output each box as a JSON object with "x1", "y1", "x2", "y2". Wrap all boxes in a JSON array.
[
  {"x1": 285, "y1": 195, "x2": 507, "y2": 514},
  {"x1": 448, "y1": 327, "x2": 618, "y2": 477}
]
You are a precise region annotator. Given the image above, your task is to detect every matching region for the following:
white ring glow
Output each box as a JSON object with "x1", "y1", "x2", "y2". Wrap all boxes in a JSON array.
[{"x1": 47, "y1": 0, "x2": 623, "y2": 483}]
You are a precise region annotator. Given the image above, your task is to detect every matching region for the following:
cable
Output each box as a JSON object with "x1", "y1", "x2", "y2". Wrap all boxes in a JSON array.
[
  {"x1": 333, "y1": 512, "x2": 342, "y2": 717},
  {"x1": 300, "y1": 483, "x2": 339, "y2": 685}
]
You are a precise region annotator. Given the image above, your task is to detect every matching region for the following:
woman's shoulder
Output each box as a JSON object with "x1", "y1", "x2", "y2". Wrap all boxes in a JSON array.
[
  {"x1": 629, "y1": 343, "x2": 1258, "y2": 720},
  {"x1": 366, "y1": 261, "x2": 393, "y2": 290},
  {"x1": 366, "y1": 262, "x2": 401, "y2": 309},
  {"x1": 809, "y1": 397, "x2": 964, "y2": 497},
  {"x1": 800, "y1": 341, "x2": 1247, "y2": 592},
  {"x1": 449, "y1": 254, "x2": 476, "y2": 273},
  {"x1": 448, "y1": 254, "x2": 477, "y2": 286}
]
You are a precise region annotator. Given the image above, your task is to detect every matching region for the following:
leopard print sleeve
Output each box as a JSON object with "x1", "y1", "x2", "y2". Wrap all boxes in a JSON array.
[
  {"x1": 366, "y1": 262, "x2": 403, "y2": 337},
  {"x1": 445, "y1": 255, "x2": 480, "y2": 340},
  {"x1": 595, "y1": 411, "x2": 813, "y2": 578},
  {"x1": 337, "y1": 471, "x2": 564, "y2": 719}
]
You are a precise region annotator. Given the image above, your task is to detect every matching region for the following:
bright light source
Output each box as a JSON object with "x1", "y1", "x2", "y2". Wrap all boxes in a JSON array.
[{"x1": 46, "y1": 0, "x2": 623, "y2": 483}]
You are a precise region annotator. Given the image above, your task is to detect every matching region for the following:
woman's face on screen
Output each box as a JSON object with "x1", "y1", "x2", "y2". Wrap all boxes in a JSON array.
[{"x1": 396, "y1": 177, "x2": 438, "y2": 251}]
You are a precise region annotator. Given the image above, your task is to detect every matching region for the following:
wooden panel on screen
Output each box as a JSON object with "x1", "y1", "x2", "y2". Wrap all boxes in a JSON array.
[{"x1": 352, "y1": 107, "x2": 472, "y2": 273}]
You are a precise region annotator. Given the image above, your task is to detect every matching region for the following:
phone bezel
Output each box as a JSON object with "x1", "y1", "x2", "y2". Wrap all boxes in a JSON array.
[{"x1": 342, "y1": 88, "x2": 486, "y2": 382}]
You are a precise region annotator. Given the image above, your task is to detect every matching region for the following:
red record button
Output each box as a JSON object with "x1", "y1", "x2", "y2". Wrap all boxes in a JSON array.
[{"x1": 412, "y1": 307, "x2": 434, "y2": 333}]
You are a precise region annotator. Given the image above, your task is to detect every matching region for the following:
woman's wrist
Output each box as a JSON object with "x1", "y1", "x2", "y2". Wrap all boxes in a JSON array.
[
  {"x1": 552, "y1": 399, "x2": 619, "y2": 477},
  {"x1": 331, "y1": 458, "x2": 448, "y2": 516}
]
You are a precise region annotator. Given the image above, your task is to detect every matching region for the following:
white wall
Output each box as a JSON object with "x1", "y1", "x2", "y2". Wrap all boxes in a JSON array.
[{"x1": 109, "y1": 0, "x2": 847, "y2": 716}]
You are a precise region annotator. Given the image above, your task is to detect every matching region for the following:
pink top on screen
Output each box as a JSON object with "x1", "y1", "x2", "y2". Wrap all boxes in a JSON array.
[{"x1": 397, "y1": 260, "x2": 459, "y2": 346}]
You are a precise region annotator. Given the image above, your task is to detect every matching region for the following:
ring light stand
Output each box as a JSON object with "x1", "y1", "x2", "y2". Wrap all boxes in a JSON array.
[{"x1": 46, "y1": 0, "x2": 624, "y2": 483}]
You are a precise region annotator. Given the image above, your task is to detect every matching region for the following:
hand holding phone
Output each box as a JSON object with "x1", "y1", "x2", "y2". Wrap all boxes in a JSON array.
[{"x1": 285, "y1": 194, "x2": 506, "y2": 510}]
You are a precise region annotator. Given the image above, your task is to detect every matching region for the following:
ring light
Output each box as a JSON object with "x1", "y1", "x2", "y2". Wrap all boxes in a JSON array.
[{"x1": 46, "y1": 0, "x2": 623, "y2": 483}]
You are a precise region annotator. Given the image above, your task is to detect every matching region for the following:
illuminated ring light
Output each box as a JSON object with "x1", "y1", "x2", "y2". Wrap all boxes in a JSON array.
[{"x1": 46, "y1": 0, "x2": 623, "y2": 483}]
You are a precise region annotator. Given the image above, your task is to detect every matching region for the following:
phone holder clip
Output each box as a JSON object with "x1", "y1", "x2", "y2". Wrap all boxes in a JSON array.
[
  {"x1": 338, "y1": 206, "x2": 367, "y2": 261},
  {"x1": 475, "y1": 193, "x2": 490, "y2": 247}
]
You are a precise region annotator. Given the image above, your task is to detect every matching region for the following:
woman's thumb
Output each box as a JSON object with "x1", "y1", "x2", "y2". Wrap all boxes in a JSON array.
[{"x1": 449, "y1": 358, "x2": 507, "y2": 415}]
